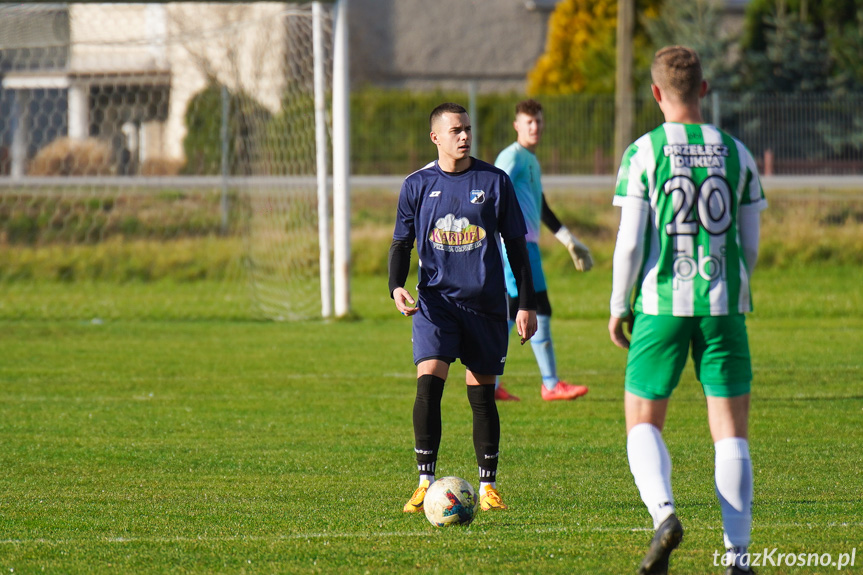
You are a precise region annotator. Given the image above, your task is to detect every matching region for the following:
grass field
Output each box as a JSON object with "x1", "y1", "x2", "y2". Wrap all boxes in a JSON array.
[{"x1": 0, "y1": 264, "x2": 861, "y2": 574}]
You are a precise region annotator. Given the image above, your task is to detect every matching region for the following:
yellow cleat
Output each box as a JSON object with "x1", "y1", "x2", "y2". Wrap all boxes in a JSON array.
[
  {"x1": 403, "y1": 479, "x2": 430, "y2": 512},
  {"x1": 479, "y1": 486, "x2": 508, "y2": 511}
]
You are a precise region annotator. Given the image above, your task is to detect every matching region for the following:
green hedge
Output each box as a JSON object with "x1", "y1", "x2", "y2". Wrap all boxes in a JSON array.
[
  {"x1": 348, "y1": 90, "x2": 637, "y2": 175},
  {"x1": 181, "y1": 85, "x2": 641, "y2": 176}
]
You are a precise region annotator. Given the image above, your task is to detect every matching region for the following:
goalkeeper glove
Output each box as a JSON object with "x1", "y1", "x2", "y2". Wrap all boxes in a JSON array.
[{"x1": 555, "y1": 226, "x2": 593, "y2": 272}]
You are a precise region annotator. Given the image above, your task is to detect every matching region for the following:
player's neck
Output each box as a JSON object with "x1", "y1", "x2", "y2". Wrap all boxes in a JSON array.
[
  {"x1": 663, "y1": 104, "x2": 704, "y2": 125},
  {"x1": 438, "y1": 156, "x2": 472, "y2": 173}
]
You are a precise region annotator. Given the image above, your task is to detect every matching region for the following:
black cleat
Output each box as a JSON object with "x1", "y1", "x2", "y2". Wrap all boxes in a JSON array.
[{"x1": 637, "y1": 514, "x2": 684, "y2": 575}]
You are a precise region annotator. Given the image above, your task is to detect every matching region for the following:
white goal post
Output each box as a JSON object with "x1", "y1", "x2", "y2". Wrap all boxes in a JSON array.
[{"x1": 332, "y1": 0, "x2": 351, "y2": 318}]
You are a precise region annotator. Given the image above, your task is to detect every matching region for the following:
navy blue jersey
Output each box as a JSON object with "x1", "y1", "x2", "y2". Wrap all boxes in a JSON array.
[{"x1": 393, "y1": 158, "x2": 527, "y2": 319}]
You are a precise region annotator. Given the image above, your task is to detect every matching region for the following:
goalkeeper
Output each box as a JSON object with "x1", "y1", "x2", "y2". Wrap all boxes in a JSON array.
[{"x1": 494, "y1": 99, "x2": 593, "y2": 402}]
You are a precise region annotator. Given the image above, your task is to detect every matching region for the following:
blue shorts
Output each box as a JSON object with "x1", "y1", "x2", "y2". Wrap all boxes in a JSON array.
[
  {"x1": 412, "y1": 291, "x2": 509, "y2": 376},
  {"x1": 503, "y1": 241, "x2": 546, "y2": 298}
]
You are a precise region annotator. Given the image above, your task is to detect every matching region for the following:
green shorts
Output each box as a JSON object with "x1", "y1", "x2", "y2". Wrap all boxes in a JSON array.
[{"x1": 625, "y1": 313, "x2": 752, "y2": 400}]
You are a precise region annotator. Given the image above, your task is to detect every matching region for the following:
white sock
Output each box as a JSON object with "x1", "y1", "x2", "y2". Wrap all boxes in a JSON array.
[
  {"x1": 715, "y1": 437, "x2": 753, "y2": 551},
  {"x1": 627, "y1": 423, "x2": 675, "y2": 529},
  {"x1": 420, "y1": 474, "x2": 435, "y2": 486},
  {"x1": 479, "y1": 481, "x2": 495, "y2": 494}
]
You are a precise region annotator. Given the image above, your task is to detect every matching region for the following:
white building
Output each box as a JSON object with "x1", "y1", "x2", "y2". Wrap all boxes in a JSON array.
[{"x1": 1, "y1": 3, "x2": 293, "y2": 176}]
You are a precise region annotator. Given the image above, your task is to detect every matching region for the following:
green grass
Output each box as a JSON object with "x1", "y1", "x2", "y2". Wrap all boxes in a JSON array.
[{"x1": 0, "y1": 265, "x2": 861, "y2": 574}]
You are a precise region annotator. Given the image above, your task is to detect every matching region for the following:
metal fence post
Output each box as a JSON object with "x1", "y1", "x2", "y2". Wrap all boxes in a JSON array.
[
  {"x1": 468, "y1": 79, "x2": 478, "y2": 158},
  {"x1": 712, "y1": 91, "x2": 721, "y2": 129},
  {"x1": 220, "y1": 84, "x2": 229, "y2": 235}
]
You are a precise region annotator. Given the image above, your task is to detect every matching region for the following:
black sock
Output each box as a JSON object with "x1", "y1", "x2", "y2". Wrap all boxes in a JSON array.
[
  {"x1": 466, "y1": 384, "x2": 499, "y2": 483},
  {"x1": 413, "y1": 374, "x2": 445, "y2": 476}
]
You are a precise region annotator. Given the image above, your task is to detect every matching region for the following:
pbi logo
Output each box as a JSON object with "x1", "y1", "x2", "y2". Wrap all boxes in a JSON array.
[{"x1": 470, "y1": 190, "x2": 485, "y2": 204}]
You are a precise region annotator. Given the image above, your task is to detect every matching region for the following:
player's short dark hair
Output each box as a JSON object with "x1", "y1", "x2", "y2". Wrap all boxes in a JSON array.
[
  {"x1": 515, "y1": 99, "x2": 543, "y2": 117},
  {"x1": 430, "y1": 102, "x2": 468, "y2": 131},
  {"x1": 651, "y1": 46, "x2": 703, "y2": 104}
]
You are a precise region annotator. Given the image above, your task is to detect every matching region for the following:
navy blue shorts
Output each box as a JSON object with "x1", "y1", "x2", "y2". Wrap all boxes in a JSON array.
[{"x1": 412, "y1": 291, "x2": 509, "y2": 376}]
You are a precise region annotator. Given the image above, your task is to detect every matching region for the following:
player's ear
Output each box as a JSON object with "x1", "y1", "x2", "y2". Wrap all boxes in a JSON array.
[
  {"x1": 699, "y1": 80, "x2": 709, "y2": 98},
  {"x1": 430, "y1": 131, "x2": 438, "y2": 145},
  {"x1": 651, "y1": 84, "x2": 662, "y2": 104}
]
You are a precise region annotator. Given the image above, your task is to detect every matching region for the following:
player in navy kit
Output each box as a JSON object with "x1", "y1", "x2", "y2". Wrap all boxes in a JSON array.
[{"x1": 389, "y1": 103, "x2": 537, "y2": 512}]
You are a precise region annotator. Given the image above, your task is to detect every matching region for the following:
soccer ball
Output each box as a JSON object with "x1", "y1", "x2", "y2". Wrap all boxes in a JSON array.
[{"x1": 423, "y1": 476, "x2": 478, "y2": 527}]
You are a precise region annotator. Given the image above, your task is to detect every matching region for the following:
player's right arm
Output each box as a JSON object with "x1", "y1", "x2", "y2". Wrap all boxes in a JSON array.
[
  {"x1": 390, "y1": 179, "x2": 419, "y2": 316},
  {"x1": 609, "y1": 143, "x2": 649, "y2": 348},
  {"x1": 388, "y1": 239, "x2": 418, "y2": 316},
  {"x1": 608, "y1": 198, "x2": 649, "y2": 348}
]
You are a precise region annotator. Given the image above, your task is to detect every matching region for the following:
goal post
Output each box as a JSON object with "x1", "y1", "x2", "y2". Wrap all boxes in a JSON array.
[{"x1": 332, "y1": 0, "x2": 351, "y2": 318}]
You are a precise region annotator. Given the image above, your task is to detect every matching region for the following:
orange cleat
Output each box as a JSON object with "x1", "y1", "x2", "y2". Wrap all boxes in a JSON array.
[{"x1": 541, "y1": 381, "x2": 589, "y2": 401}]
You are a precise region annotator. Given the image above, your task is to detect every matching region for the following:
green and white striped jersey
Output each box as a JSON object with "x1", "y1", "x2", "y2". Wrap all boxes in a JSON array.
[{"x1": 613, "y1": 122, "x2": 767, "y2": 317}]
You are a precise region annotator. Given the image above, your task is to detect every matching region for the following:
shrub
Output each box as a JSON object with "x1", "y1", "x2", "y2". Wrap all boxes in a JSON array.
[
  {"x1": 182, "y1": 82, "x2": 272, "y2": 176},
  {"x1": 28, "y1": 138, "x2": 114, "y2": 176}
]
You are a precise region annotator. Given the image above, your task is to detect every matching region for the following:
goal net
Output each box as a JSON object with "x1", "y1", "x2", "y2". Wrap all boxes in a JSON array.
[{"x1": 0, "y1": 2, "x2": 334, "y2": 321}]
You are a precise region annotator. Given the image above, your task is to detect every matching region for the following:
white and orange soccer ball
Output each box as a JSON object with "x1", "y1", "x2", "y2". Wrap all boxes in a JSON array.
[{"x1": 423, "y1": 476, "x2": 478, "y2": 527}]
